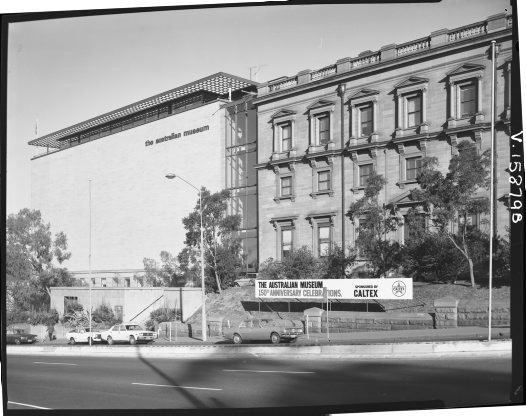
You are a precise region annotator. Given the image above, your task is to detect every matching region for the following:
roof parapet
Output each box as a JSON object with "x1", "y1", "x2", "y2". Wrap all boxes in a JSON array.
[{"x1": 258, "y1": 10, "x2": 512, "y2": 98}]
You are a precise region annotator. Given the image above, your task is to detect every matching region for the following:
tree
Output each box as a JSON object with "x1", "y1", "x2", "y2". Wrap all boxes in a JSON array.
[
  {"x1": 347, "y1": 172, "x2": 402, "y2": 278},
  {"x1": 410, "y1": 140, "x2": 491, "y2": 287},
  {"x1": 142, "y1": 251, "x2": 183, "y2": 287},
  {"x1": 180, "y1": 188, "x2": 244, "y2": 293},
  {"x1": 6, "y1": 209, "x2": 73, "y2": 312}
]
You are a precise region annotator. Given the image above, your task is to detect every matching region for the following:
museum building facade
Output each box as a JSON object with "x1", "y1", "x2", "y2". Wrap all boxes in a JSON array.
[
  {"x1": 253, "y1": 12, "x2": 513, "y2": 264},
  {"x1": 29, "y1": 73, "x2": 259, "y2": 286}
]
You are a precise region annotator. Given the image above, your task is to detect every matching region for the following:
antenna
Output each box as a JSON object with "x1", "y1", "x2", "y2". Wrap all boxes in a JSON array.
[{"x1": 248, "y1": 64, "x2": 267, "y2": 81}]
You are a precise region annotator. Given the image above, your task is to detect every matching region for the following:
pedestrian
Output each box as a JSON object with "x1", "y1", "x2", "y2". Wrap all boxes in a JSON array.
[{"x1": 47, "y1": 323, "x2": 55, "y2": 341}]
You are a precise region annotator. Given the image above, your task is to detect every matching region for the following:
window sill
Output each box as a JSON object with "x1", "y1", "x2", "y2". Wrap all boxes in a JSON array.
[
  {"x1": 446, "y1": 113, "x2": 485, "y2": 129},
  {"x1": 397, "y1": 179, "x2": 419, "y2": 189},
  {"x1": 310, "y1": 190, "x2": 334, "y2": 199},
  {"x1": 274, "y1": 195, "x2": 296, "y2": 203},
  {"x1": 351, "y1": 186, "x2": 366, "y2": 193}
]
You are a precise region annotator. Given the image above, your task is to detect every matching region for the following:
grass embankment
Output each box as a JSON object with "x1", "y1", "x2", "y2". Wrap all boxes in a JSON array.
[{"x1": 187, "y1": 281, "x2": 510, "y2": 323}]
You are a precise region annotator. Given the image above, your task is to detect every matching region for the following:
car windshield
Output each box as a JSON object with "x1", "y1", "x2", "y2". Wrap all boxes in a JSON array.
[{"x1": 125, "y1": 325, "x2": 143, "y2": 330}]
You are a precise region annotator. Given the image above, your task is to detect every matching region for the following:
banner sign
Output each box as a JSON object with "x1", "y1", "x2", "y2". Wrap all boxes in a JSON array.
[{"x1": 255, "y1": 279, "x2": 413, "y2": 300}]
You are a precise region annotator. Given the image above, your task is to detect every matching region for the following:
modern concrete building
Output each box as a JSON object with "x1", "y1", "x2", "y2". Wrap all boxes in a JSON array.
[
  {"x1": 253, "y1": 12, "x2": 513, "y2": 263},
  {"x1": 49, "y1": 287, "x2": 202, "y2": 322},
  {"x1": 29, "y1": 73, "x2": 259, "y2": 286}
]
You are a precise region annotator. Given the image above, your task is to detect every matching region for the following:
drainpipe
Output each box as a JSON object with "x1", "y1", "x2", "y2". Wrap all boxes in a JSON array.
[{"x1": 337, "y1": 84, "x2": 347, "y2": 260}]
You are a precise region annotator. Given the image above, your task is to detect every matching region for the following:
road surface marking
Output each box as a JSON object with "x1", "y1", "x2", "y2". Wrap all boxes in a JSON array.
[
  {"x1": 8, "y1": 401, "x2": 51, "y2": 410},
  {"x1": 132, "y1": 382, "x2": 222, "y2": 391},
  {"x1": 223, "y1": 369, "x2": 315, "y2": 374},
  {"x1": 33, "y1": 361, "x2": 78, "y2": 366}
]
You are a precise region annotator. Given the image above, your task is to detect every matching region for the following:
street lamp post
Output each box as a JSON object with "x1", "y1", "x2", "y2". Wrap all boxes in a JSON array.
[{"x1": 165, "y1": 173, "x2": 207, "y2": 342}]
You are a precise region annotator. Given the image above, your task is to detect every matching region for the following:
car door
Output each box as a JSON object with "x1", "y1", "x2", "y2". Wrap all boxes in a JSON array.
[{"x1": 115, "y1": 325, "x2": 126, "y2": 341}]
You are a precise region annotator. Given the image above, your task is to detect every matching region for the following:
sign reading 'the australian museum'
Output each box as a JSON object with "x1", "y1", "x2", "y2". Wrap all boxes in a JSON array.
[{"x1": 145, "y1": 125, "x2": 210, "y2": 147}]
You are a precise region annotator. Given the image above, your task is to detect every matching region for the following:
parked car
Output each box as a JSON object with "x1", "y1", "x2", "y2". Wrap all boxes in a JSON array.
[
  {"x1": 223, "y1": 318, "x2": 304, "y2": 344},
  {"x1": 6, "y1": 328, "x2": 38, "y2": 345},
  {"x1": 100, "y1": 323, "x2": 156, "y2": 345},
  {"x1": 66, "y1": 327, "x2": 102, "y2": 344}
]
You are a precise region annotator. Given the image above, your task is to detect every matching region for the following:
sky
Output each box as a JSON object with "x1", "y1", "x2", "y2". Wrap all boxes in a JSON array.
[{"x1": 5, "y1": 0, "x2": 514, "y2": 216}]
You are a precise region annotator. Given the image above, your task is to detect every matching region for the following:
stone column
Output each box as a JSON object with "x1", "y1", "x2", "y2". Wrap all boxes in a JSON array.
[
  {"x1": 304, "y1": 307, "x2": 324, "y2": 333},
  {"x1": 434, "y1": 296, "x2": 459, "y2": 328}
]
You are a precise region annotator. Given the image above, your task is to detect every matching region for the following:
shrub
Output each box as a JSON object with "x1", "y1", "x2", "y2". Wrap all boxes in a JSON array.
[
  {"x1": 92, "y1": 304, "x2": 121, "y2": 328},
  {"x1": 320, "y1": 244, "x2": 358, "y2": 279},
  {"x1": 400, "y1": 232, "x2": 464, "y2": 282},
  {"x1": 145, "y1": 307, "x2": 181, "y2": 331},
  {"x1": 258, "y1": 246, "x2": 325, "y2": 280}
]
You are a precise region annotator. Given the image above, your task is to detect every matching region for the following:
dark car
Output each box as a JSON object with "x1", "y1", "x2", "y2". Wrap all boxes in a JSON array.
[
  {"x1": 223, "y1": 318, "x2": 304, "y2": 344},
  {"x1": 6, "y1": 328, "x2": 38, "y2": 345}
]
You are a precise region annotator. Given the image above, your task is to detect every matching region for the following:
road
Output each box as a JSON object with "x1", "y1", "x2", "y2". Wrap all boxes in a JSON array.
[{"x1": 6, "y1": 353, "x2": 512, "y2": 411}]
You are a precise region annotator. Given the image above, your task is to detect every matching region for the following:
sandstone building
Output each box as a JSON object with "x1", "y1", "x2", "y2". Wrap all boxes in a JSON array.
[{"x1": 253, "y1": 12, "x2": 512, "y2": 264}]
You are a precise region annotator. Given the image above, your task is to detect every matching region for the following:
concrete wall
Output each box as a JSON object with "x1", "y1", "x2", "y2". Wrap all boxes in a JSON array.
[
  {"x1": 31, "y1": 101, "x2": 226, "y2": 273},
  {"x1": 50, "y1": 287, "x2": 202, "y2": 323}
]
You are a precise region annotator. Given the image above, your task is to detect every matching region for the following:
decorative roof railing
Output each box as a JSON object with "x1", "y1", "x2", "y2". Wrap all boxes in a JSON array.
[
  {"x1": 311, "y1": 65, "x2": 337, "y2": 81},
  {"x1": 264, "y1": 12, "x2": 511, "y2": 96},
  {"x1": 269, "y1": 77, "x2": 298, "y2": 92},
  {"x1": 396, "y1": 37, "x2": 430, "y2": 56},
  {"x1": 350, "y1": 52, "x2": 380, "y2": 68},
  {"x1": 448, "y1": 21, "x2": 487, "y2": 42}
]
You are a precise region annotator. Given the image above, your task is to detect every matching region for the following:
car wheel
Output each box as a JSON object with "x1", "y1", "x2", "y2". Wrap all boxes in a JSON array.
[
  {"x1": 270, "y1": 332, "x2": 281, "y2": 344},
  {"x1": 70, "y1": 337, "x2": 76, "y2": 345},
  {"x1": 233, "y1": 333, "x2": 243, "y2": 344},
  {"x1": 14, "y1": 338, "x2": 21, "y2": 345},
  {"x1": 107, "y1": 336, "x2": 114, "y2": 345},
  {"x1": 129, "y1": 336, "x2": 136, "y2": 345}
]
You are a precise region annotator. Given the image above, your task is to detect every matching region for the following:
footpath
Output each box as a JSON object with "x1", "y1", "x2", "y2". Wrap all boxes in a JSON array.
[{"x1": 7, "y1": 327, "x2": 511, "y2": 359}]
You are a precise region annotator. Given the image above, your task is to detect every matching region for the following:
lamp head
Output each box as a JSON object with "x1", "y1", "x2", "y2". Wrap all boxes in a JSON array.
[{"x1": 165, "y1": 173, "x2": 177, "y2": 179}]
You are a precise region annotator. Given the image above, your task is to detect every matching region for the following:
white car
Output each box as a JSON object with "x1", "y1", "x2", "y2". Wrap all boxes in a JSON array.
[
  {"x1": 66, "y1": 327, "x2": 102, "y2": 344},
  {"x1": 100, "y1": 323, "x2": 156, "y2": 345}
]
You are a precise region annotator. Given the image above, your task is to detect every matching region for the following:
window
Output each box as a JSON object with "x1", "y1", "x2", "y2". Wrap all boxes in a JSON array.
[
  {"x1": 318, "y1": 113, "x2": 330, "y2": 144},
  {"x1": 101, "y1": 278, "x2": 107, "y2": 288},
  {"x1": 446, "y1": 64, "x2": 484, "y2": 123},
  {"x1": 317, "y1": 170, "x2": 331, "y2": 191},
  {"x1": 91, "y1": 278, "x2": 96, "y2": 286},
  {"x1": 124, "y1": 278, "x2": 131, "y2": 287},
  {"x1": 404, "y1": 214, "x2": 426, "y2": 242},
  {"x1": 404, "y1": 214, "x2": 425, "y2": 240},
  {"x1": 406, "y1": 95, "x2": 422, "y2": 127},
  {"x1": 281, "y1": 229, "x2": 293, "y2": 259},
  {"x1": 359, "y1": 164, "x2": 373, "y2": 186},
  {"x1": 458, "y1": 213, "x2": 478, "y2": 229},
  {"x1": 359, "y1": 104, "x2": 373, "y2": 136},
  {"x1": 280, "y1": 123, "x2": 292, "y2": 151},
  {"x1": 318, "y1": 225, "x2": 331, "y2": 257},
  {"x1": 394, "y1": 77, "x2": 428, "y2": 132},
  {"x1": 80, "y1": 278, "x2": 86, "y2": 286},
  {"x1": 406, "y1": 157, "x2": 422, "y2": 181},
  {"x1": 280, "y1": 176, "x2": 292, "y2": 197},
  {"x1": 459, "y1": 82, "x2": 477, "y2": 116}
]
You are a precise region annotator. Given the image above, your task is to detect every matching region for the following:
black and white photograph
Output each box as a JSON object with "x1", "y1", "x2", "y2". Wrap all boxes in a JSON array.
[{"x1": 2, "y1": 1, "x2": 523, "y2": 415}]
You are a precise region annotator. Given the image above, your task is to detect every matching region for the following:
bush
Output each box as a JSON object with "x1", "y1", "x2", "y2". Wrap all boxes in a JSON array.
[
  {"x1": 92, "y1": 304, "x2": 121, "y2": 328},
  {"x1": 31, "y1": 309, "x2": 59, "y2": 326},
  {"x1": 320, "y1": 244, "x2": 358, "y2": 279},
  {"x1": 401, "y1": 232, "x2": 464, "y2": 282},
  {"x1": 145, "y1": 307, "x2": 181, "y2": 331},
  {"x1": 258, "y1": 247, "x2": 325, "y2": 280}
]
